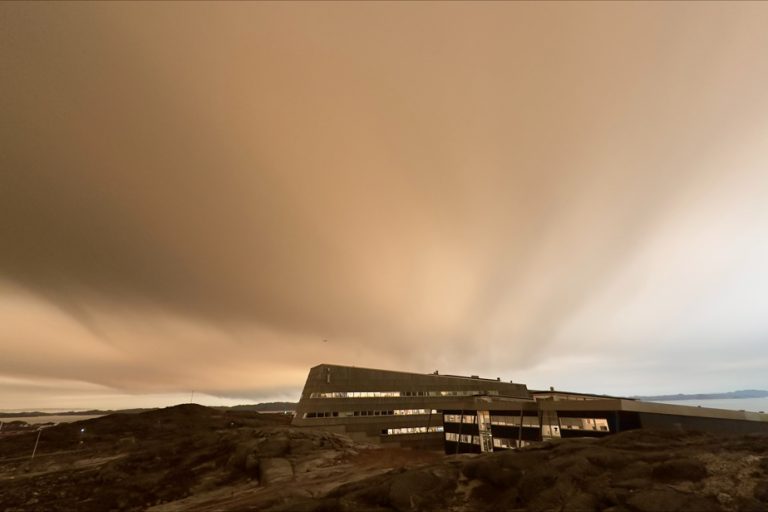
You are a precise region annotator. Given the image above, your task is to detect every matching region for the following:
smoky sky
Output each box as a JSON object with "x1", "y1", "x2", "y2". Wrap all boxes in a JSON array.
[{"x1": 2, "y1": 2, "x2": 768, "y2": 409}]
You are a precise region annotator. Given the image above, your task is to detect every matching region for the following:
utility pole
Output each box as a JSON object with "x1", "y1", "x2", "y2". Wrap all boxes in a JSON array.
[{"x1": 31, "y1": 428, "x2": 42, "y2": 460}]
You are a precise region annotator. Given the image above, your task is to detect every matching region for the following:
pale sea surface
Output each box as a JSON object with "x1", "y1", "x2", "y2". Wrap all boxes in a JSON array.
[
  {"x1": 653, "y1": 397, "x2": 768, "y2": 413},
  {"x1": 0, "y1": 414, "x2": 103, "y2": 425}
]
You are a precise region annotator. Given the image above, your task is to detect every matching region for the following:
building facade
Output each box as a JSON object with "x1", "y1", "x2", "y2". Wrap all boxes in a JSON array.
[
  {"x1": 291, "y1": 364, "x2": 533, "y2": 449},
  {"x1": 292, "y1": 364, "x2": 768, "y2": 453},
  {"x1": 442, "y1": 394, "x2": 768, "y2": 454}
]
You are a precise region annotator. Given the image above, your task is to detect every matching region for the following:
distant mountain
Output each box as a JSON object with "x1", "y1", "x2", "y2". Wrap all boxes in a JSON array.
[
  {"x1": 0, "y1": 408, "x2": 155, "y2": 418},
  {"x1": 217, "y1": 402, "x2": 297, "y2": 412},
  {"x1": 634, "y1": 390, "x2": 768, "y2": 401},
  {"x1": 0, "y1": 402, "x2": 297, "y2": 418}
]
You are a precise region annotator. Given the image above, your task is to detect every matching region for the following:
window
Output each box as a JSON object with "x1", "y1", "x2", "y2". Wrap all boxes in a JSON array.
[
  {"x1": 491, "y1": 438, "x2": 529, "y2": 449},
  {"x1": 557, "y1": 417, "x2": 610, "y2": 432},
  {"x1": 443, "y1": 414, "x2": 478, "y2": 424},
  {"x1": 304, "y1": 408, "x2": 441, "y2": 419},
  {"x1": 309, "y1": 390, "x2": 509, "y2": 399},
  {"x1": 446, "y1": 432, "x2": 480, "y2": 445},
  {"x1": 383, "y1": 426, "x2": 444, "y2": 436},
  {"x1": 491, "y1": 415, "x2": 539, "y2": 427}
]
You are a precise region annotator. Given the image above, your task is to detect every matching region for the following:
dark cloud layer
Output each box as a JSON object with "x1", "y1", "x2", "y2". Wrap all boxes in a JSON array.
[{"x1": 2, "y1": 3, "x2": 768, "y2": 407}]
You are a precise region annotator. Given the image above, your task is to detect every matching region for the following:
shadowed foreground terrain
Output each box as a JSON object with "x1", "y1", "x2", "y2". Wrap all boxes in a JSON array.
[{"x1": 1, "y1": 405, "x2": 767, "y2": 512}]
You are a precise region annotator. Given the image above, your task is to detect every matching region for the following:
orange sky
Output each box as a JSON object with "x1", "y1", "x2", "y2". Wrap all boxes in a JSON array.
[{"x1": 2, "y1": 2, "x2": 768, "y2": 409}]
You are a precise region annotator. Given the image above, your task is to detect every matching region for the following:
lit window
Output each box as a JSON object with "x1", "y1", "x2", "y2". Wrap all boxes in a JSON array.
[
  {"x1": 382, "y1": 426, "x2": 444, "y2": 436},
  {"x1": 557, "y1": 417, "x2": 610, "y2": 432},
  {"x1": 309, "y1": 389, "x2": 514, "y2": 399}
]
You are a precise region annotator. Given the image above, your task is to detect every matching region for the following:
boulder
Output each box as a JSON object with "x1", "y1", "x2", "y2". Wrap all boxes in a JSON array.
[
  {"x1": 257, "y1": 435, "x2": 290, "y2": 457},
  {"x1": 550, "y1": 454, "x2": 601, "y2": 481},
  {"x1": 625, "y1": 489, "x2": 689, "y2": 512},
  {"x1": 517, "y1": 466, "x2": 558, "y2": 503},
  {"x1": 615, "y1": 461, "x2": 652, "y2": 480},
  {"x1": 388, "y1": 468, "x2": 455, "y2": 512},
  {"x1": 562, "y1": 491, "x2": 599, "y2": 511},
  {"x1": 244, "y1": 453, "x2": 260, "y2": 475},
  {"x1": 289, "y1": 437, "x2": 318, "y2": 455},
  {"x1": 585, "y1": 448, "x2": 629, "y2": 470},
  {"x1": 625, "y1": 489, "x2": 721, "y2": 512},
  {"x1": 651, "y1": 458, "x2": 707, "y2": 482},
  {"x1": 259, "y1": 457, "x2": 294, "y2": 485},
  {"x1": 754, "y1": 480, "x2": 768, "y2": 502},
  {"x1": 341, "y1": 481, "x2": 391, "y2": 509},
  {"x1": 293, "y1": 450, "x2": 342, "y2": 473},
  {"x1": 462, "y1": 457, "x2": 522, "y2": 487}
]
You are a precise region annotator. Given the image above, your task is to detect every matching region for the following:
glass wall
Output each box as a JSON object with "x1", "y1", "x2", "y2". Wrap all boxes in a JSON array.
[
  {"x1": 303, "y1": 408, "x2": 439, "y2": 419},
  {"x1": 309, "y1": 390, "x2": 502, "y2": 398}
]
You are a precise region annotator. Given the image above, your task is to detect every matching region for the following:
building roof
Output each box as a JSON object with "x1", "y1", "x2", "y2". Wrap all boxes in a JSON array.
[
  {"x1": 530, "y1": 389, "x2": 635, "y2": 401},
  {"x1": 312, "y1": 363, "x2": 515, "y2": 384}
]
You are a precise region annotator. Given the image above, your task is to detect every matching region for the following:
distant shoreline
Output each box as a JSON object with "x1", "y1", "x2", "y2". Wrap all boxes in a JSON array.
[
  {"x1": 0, "y1": 401, "x2": 298, "y2": 418},
  {"x1": 0, "y1": 414, "x2": 104, "y2": 426},
  {"x1": 0, "y1": 408, "x2": 153, "y2": 418},
  {"x1": 634, "y1": 390, "x2": 768, "y2": 401}
]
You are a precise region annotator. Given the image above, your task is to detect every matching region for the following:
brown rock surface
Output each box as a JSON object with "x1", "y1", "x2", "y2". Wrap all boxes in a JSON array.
[
  {"x1": 1, "y1": 405, "x2": 767, "y2": 512},
  {"x1": 259, "y1": 457, "x2": 294, "y2": 485}
]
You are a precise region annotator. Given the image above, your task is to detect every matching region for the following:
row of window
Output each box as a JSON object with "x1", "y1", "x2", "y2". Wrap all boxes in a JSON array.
[
  {"x1": 445, "y1": 433, "x2": 531, "y2": 449},
  {"x1": 304, "y1": 411, "x2": 338, "y2": 418},
  {"x1": 444, "y1": 414, "x2": 478, "y2": 424},
  {"x1": 309, "y1": 390, "x2": 502, "y2": 399},
  {"x1": 532, "y1": 394, "x2": 598, "y2": 401},
  {"x1": 493, "y1": 437, "x2": 531, "y2": 449},
  {"x1": 442, "y1": 414, "x2": 607, "y2": 431},
  {"x1": 557, "y1": 417, "x2": 610, "y2": 431},
  {"x1": 303, "y1": 409, "x2": 439, "y2": 419},
  {"x1": 443, "y1": 414, "x2": 540, "y2": 427},
  {"x1": 491, "y1": 415, "x2": 541, "y2": 428},
  {"x1": 382, "y1": 426, "x2": 444, "y2": 435},
  {"x1": 445, "y1": 432, "x2": 479, "y2": 444}
]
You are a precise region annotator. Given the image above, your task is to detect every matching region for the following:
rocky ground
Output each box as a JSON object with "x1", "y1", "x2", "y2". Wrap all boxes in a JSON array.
[{"x1": 1, "y1": 404, "x2": 767, "y2": 511}]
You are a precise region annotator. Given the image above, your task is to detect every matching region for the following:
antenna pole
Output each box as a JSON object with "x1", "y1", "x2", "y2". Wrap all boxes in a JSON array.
[{"x1": 31, "y1": 428, "x2": 42, "y2": 459}]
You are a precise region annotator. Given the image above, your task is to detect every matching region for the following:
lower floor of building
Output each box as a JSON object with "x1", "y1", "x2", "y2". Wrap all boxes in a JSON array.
[{"x1": 442, "y1": 401, "x2": 768, "y2": 454}]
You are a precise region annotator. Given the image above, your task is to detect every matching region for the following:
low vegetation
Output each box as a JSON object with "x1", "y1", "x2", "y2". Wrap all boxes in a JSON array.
[{"x1": 1, "y1": 405, "x2": 767, "y2": 511}]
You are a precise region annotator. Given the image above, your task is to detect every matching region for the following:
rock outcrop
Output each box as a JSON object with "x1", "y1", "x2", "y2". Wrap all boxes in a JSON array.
[{"x1": 2, "y1": 405, "x2": 767, "y2": 512}]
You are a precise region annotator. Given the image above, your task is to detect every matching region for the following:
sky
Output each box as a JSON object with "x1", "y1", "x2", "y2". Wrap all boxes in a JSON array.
[{"x1": 2, "y1": 2, "x2": 768, "y2": 410}]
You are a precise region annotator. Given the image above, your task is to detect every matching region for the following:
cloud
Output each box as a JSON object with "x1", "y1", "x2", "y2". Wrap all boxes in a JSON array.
[{"x1": 2, "y1": 2, "x2": 768, "y2": 406}]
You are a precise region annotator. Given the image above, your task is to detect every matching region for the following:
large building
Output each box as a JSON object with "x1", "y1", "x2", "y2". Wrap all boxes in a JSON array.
[
  {"x1": 291, "y1": 363, "x2": 532, "y2": 449},
  {"x1": 292, "y1": 364, "x2": 768, "y2": 453},
  {"x1": 441, "y1": 392, "x2": 768, "y2": 454}
]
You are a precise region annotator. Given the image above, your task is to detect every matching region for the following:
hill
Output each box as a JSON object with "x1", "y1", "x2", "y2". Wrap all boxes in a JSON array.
[
  {"x1": 215, "y1": 402, "x2": 297, "y2": 412},
  {"x1": 0, "y1": 402, "x2": 297, "y2": 419},
  {"x1": 1, "y1": 404, "x2": 767, "y2": 511}
]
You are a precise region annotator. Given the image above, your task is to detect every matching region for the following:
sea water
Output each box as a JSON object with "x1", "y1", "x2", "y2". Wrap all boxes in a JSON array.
[
  {"x1": 654, "y1": 397, "x2": 768, "y2": 413},
  {"x1": 0, "y1": 414, "x2": 102, "y2": 425}
]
